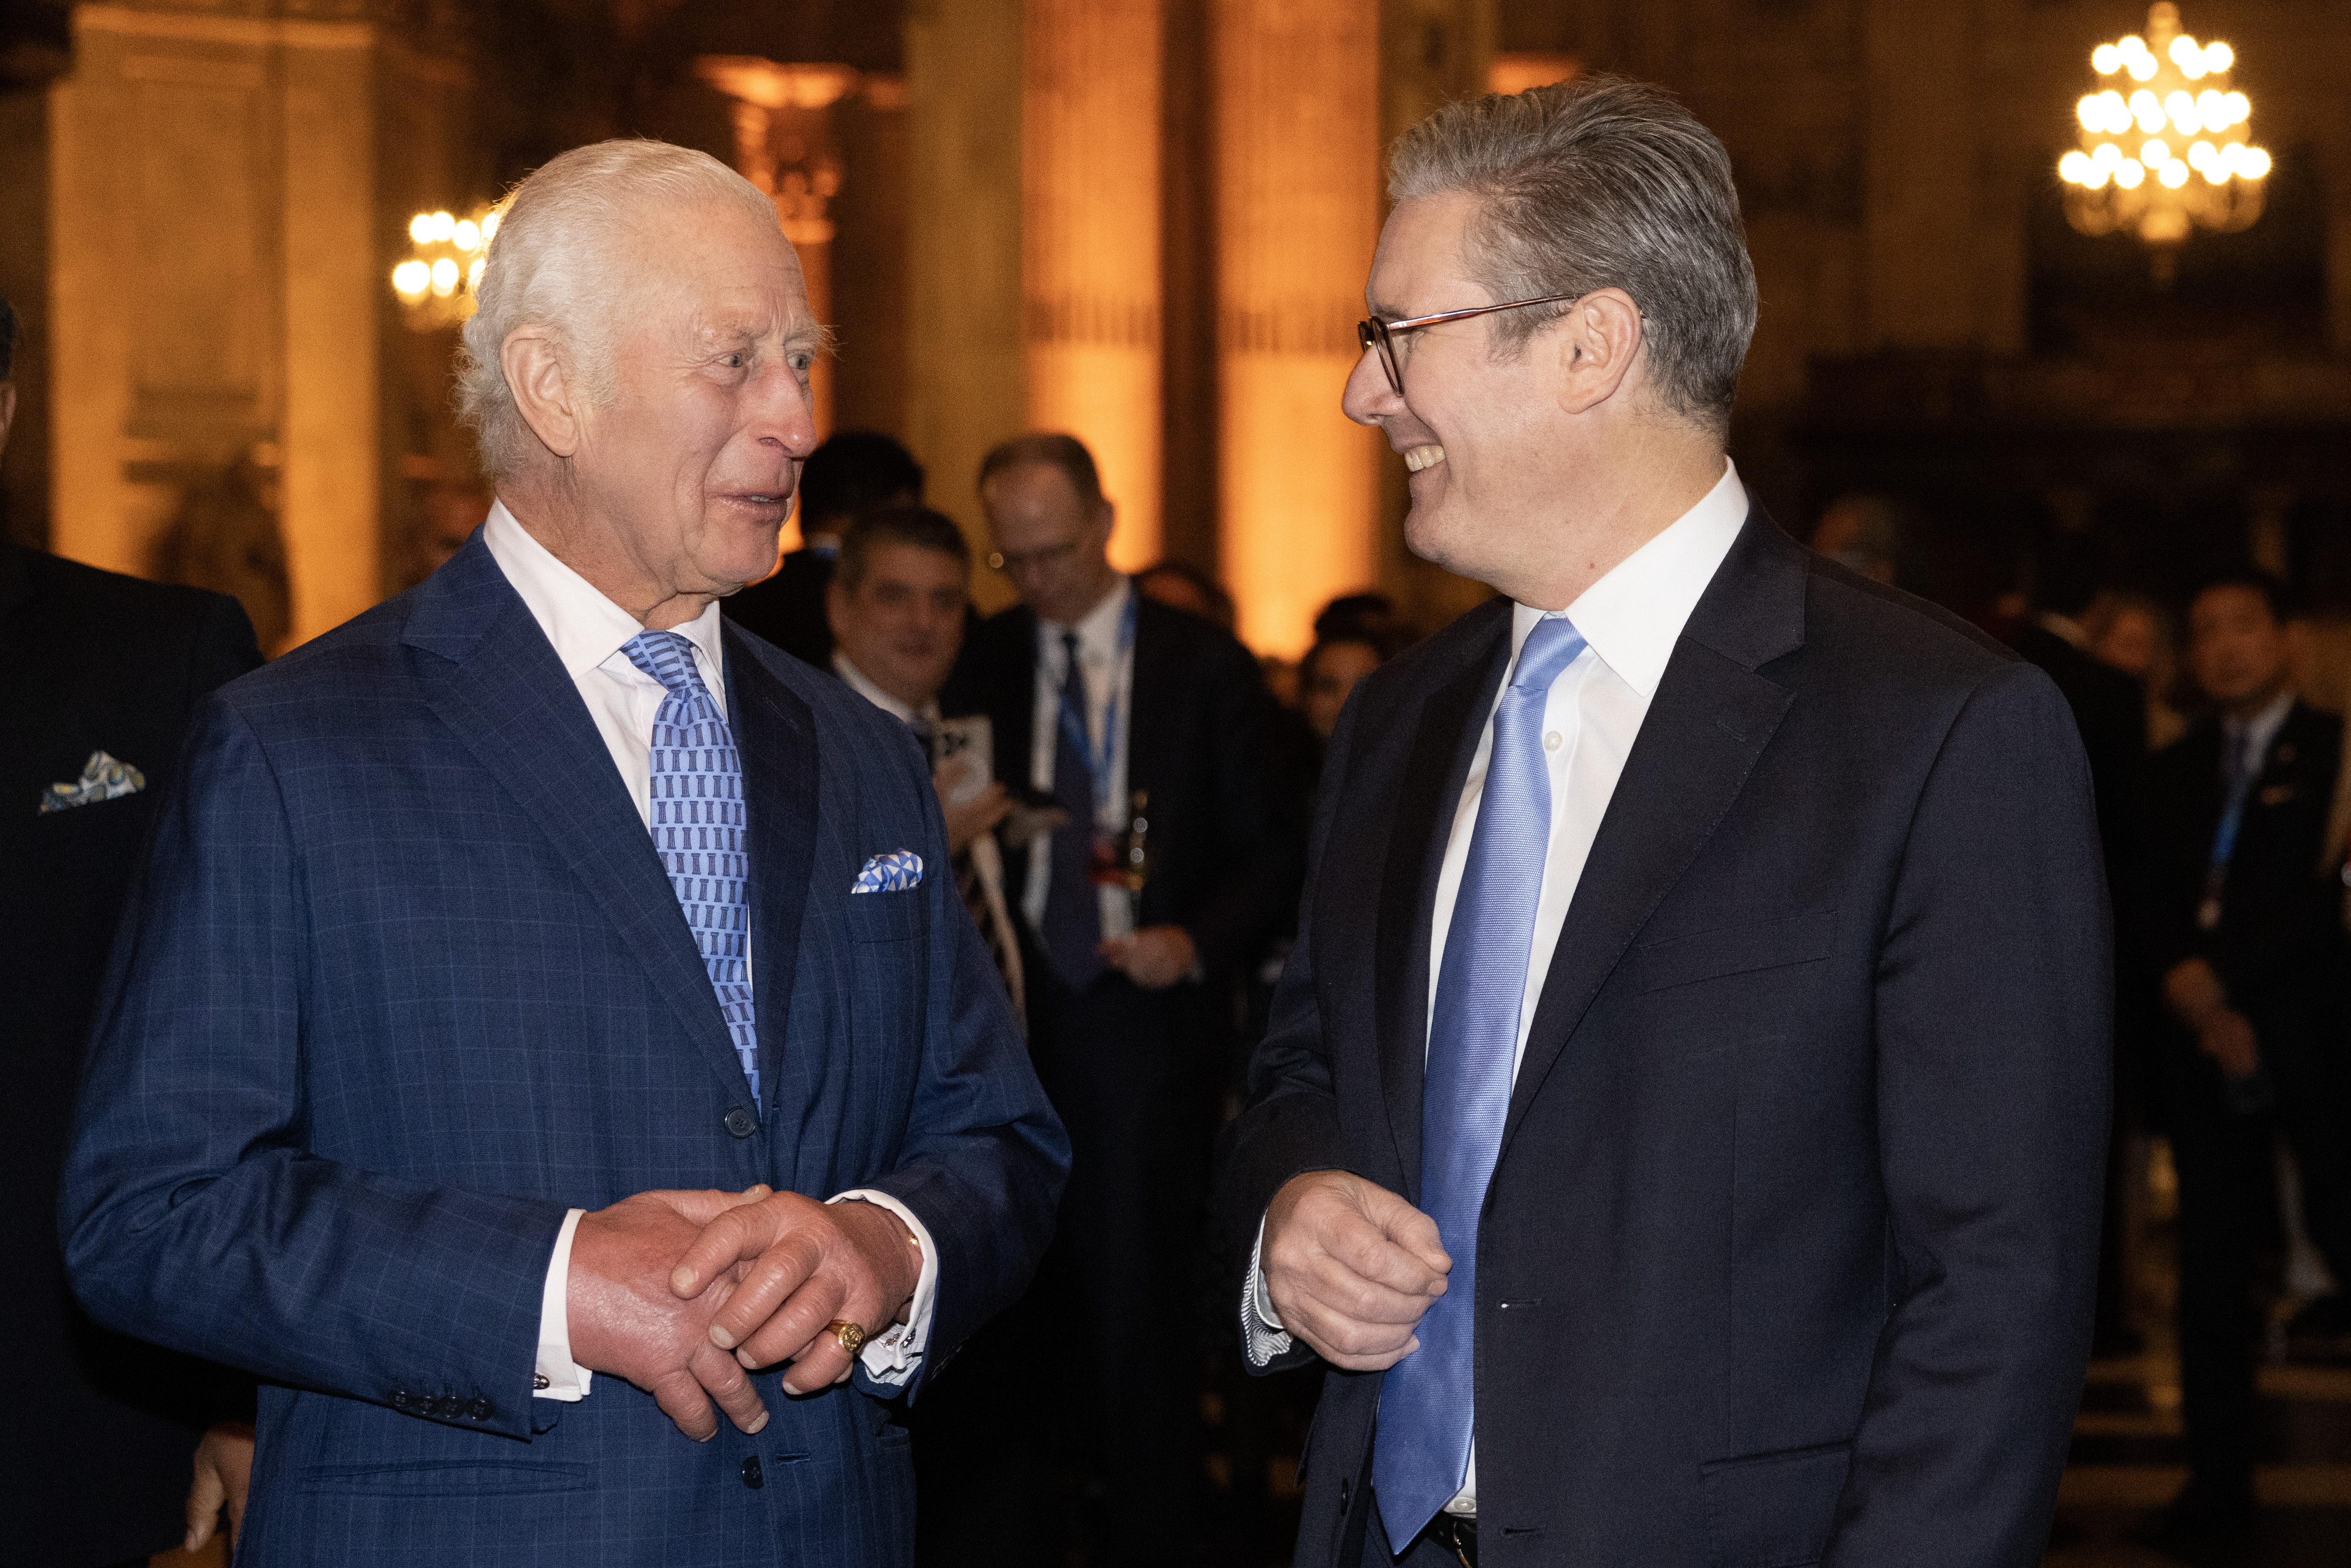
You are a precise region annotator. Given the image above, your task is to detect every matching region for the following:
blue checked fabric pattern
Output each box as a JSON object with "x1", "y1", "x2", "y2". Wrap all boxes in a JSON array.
[
  {"x1": 621, "y1": 629, "x2": 759, "y2": 1103},
  {"x1": 1374, "y1": 613, "x2": 1587, "y2": 1548}
]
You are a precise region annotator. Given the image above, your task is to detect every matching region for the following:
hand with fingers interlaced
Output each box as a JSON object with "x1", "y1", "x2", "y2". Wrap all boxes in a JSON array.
[
  {"x1": 668, "y1": 1190, "x2": 924, "y2": 1396},
  {"x1": 565, "y1": 1185, "x2": 786, "y2": 1440}
]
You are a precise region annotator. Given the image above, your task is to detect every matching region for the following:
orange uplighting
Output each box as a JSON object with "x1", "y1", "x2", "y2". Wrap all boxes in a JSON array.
[
  {"x1": 1488, "y1": 53, "x2": 1581, "y2": 96},
  {"x1": 1213, "y1": 0, "x2": 1381, "y2": 657},
  {"x1": 1024, "y1": 0, "x2": 1164, "y2": 571}
]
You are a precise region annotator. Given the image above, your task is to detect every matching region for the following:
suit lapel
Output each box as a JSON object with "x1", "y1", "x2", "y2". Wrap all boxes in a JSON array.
[
  {"x1": 1125, "y1": 597, "x2": 1172, "y2": 832},
  {"x1": 1497, "y1": 509, "x2": 1808, "y2": 1162},
  {"x1": 1376, "y1": 606, "x2": 1512, "y2": 1203},
  {"x1": 725, "y1": 627, "x2": 819, "y2": 1109},
  {"x1": 406, "y1": 540, "x2": 755, "y2": 1108}
]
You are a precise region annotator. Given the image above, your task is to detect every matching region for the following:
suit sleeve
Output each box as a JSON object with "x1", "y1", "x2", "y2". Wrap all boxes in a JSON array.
[
  {"x1": 1826, "y1": 661, "x2": 2110, "y2": 1566},
  {"x1": 59, "y1": 694, "x2": 565, "y2": 1440},
  {"x1": 1212, "y1": 688, "x2": 1362, "y2": 1376},
  {"x1": 850, "y1": 722, "x2": 1071, "y2": 1399}
]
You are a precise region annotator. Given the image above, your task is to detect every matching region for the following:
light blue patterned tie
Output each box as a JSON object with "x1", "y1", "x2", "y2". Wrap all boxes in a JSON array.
[
  {"x1": 1374, "y1": 614, "x2": 1586, "y2": 1549},
  {"x1": 622, "y1": 629, "x2": 759, "y2": 1104}
]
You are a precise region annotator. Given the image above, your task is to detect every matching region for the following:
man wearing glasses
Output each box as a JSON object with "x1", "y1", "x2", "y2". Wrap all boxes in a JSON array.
[
  {"x1": 1219, "y1": 76, "x2": 2108, "y2": 1568},
  {"x1": 925, "y1": 433, "x2": 1295, "y2": 1566}
]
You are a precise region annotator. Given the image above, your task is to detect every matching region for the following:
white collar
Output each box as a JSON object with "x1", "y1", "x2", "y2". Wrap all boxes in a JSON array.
[
  {"x1": 1509, "y1": 458, "x2": 1748, "y2": 697},
  {"x1": 833, "y1": 651, "x2": 939, "y2": 727},
  {"x1": 2227, "y1": 689, "x2": 2296, "y2": 753},
  {"x1": 482, "y1": 498, "x2": 726, "y2": 689}
]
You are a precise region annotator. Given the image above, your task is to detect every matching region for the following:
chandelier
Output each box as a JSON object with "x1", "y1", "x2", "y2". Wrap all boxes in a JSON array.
[
  {"x1": 2056, "y1": 3, "x2": 2266, "y2": 283},
  {"x1": 391, "y1": 206, "x2": 500, "y2": 330}
]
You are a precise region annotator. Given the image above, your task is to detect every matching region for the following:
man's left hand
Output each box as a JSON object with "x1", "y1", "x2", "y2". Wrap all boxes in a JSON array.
[
  {"x1": 1099, "y1": 924, "x2": 1197, "y2": 990},
  {"x1": 183, "y1": 1420, "x2": 255, "y2": 1554},
  {"x1": 669, "y1": 1193, "x2": 921, "y2": 1395}
]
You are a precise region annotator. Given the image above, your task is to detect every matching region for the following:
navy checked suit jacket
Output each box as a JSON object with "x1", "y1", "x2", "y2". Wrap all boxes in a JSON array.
[{"x1": 59, "y1": 535, "x2": 1070, "y2": 1567}]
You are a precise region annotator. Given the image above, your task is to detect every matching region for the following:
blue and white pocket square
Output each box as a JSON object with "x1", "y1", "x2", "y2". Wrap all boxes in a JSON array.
[
  {"x1": 852, "y1": 849, "x2": 923, "y2": 894},
  {"x1": 39, "y1": 750, "x2": 146, "y2": 815}
]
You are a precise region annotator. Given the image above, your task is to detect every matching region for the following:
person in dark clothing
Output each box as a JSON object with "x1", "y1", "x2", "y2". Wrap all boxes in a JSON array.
[
  {"x1": 2008, "y1": 533, "x2": 2151, "y2": 1357},
  {"x1": 2139, "y1": 567, "x2": 2351, "y2": 1542},
  {"x1": 1, "y1": 291, "x2": 268, "y2": 1567},
  {"x1": 721, "y1": 428, "x2": 923, "y2": 665}
]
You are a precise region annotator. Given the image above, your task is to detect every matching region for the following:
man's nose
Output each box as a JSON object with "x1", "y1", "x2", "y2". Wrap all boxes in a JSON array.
[
  {"x1": 752, "y1": 362, "x2": 820, "y2": 458},
  {"x1": 1340, "y1": 346, "x2": 1399, "y2": 428}
]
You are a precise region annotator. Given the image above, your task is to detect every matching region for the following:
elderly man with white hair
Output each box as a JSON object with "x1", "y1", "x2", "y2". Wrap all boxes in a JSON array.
[{"x1": 60, "y1": 140, "x2": 1067, "y2": 1566}]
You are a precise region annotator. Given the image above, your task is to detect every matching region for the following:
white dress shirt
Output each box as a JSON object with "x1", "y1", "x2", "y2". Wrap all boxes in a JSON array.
[
  {"x1": 1243, "y1": 460, "x2": 1750, "y2": 1517},
  {"x1": 482, "y1": 501, "x2": 941, "y2": 1399},
  {"x1": 2223, "y1": 689, "x2": 2294, "y2": 781},
  {"x1": 834, "y1": 651, "x2": 943, "y2": 733},
  {"x1": 1022, "y1": 576, "x2": 1139, "y2": 942}
]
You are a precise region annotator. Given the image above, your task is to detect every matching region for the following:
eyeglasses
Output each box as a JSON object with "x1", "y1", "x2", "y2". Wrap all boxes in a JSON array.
[
  {"x1": 986, "y1": 541, "x2": 1081, "y2": 575},
  {"x1": 1356, "y1": 292, "x2": 1586, "y2": 397}
]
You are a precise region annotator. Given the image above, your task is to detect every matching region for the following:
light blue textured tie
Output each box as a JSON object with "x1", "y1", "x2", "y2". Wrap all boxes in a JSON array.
[
  {"x1": 623, "y1": 629, "x2": 760, "y2": 1105},
  {"x1": 1374, "y1": 614, "x2": 1585, "y2": 1549}
]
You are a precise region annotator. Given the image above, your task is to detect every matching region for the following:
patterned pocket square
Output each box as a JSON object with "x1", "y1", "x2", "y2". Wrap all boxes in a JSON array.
[
  {"x1": 39, "y1": 750, "x2": 146, "y2": 815},
  {"x1": 852, "y1": 849, "x2": 923, "y2": 893}
]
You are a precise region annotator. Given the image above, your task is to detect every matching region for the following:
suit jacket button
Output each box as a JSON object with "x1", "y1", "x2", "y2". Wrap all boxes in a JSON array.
[
  {"x1": 741, "y1": 1455, "x2": 765, "y2": 1490},
  {"x1": 468, "y1": 1398, "x2": 492, "y2": 1420},
  {"x1": 724, "y1": 1107, "x2": 757, "y2": 1138},
  {"x1": 1339, "y1": 1478, "x2": 1350, "y2": 1516},
  {"x1": 391, "y1": 1391, "x2": 410, "y2": 1410}
]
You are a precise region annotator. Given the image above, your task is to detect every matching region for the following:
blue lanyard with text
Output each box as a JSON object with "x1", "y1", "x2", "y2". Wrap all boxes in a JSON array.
[{"x1": 1052, "y1": 587, "x2": 1138, "y2": 819}]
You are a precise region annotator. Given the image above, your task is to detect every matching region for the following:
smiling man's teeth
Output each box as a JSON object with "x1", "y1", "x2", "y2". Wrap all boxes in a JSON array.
[{"x1": 1402, "y1": 444, "x2": 1446, "y2": 473}]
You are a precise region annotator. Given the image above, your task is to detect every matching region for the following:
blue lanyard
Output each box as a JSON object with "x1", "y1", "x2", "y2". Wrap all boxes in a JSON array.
[
  {"x1": 2209, "y1": 725, "x2": 2260, "y2": 872},
  {"x1": 1049, "y1": 588, "x2": 1137, "y2": 817}
]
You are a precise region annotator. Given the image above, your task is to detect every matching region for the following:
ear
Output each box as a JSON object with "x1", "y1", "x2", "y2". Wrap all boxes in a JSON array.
[
  {"x1": 500, "y1": 328, "x2": 583, "y2": 460},
  {"x1": 1091, "y1": 499, "x2": 1117, "y2": 549},
  {"x1": 0, "y1": 381, "x2": 17, "y2": 455},
  {"x1": 1549, "y1": 289, "x2": 1646, "y2": 417}
]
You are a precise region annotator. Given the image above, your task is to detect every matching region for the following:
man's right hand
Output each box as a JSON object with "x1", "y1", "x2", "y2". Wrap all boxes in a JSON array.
[
  {"x1": 1262, "y1": 1171, "x2": 1449, "y2": 1372},
  {"x1": 567, "y1": 1187, "x2": 777, "y2": 1441}
]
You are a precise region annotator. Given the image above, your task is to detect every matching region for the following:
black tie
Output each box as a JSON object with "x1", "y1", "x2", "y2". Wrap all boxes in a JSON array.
[{"x1": 1042, "y1": 630, "x2": 1104, "y2": 987}]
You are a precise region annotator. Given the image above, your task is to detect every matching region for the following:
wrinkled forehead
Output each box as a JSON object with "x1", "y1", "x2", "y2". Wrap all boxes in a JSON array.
[{"x1": 610, "y1": 197, "x2": 818, "y2": 346}]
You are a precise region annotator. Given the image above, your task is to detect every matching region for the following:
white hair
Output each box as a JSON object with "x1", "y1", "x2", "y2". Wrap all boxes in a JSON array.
[{"x1": 455, "y1": 139, "x2": 781, "y2": 479}]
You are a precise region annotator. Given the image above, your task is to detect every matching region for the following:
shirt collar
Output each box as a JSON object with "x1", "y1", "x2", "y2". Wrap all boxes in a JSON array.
[
  {"x1": 483, "y1": 498, "x2": 726, "y2": 692},
  {"x1": 1508, "y1": 458, "x2": 1748, "y2": 697},
  {"x1": 2227, "y1": 689, "x2": 2295, "y2": 755},
  {"x1": 833, "y1": 650, "x2": 939, "y2": 727}
]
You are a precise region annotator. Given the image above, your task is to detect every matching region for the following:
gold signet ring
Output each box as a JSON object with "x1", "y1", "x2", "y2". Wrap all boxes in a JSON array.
[{"x1": 826, "y1": 1319, "x2": 867, "y2": 1355}]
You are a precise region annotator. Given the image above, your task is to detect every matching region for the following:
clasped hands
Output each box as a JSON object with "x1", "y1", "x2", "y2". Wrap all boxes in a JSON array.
[{"x1": 567, "y1": 1185, "x2": 920, "y2": 1441}]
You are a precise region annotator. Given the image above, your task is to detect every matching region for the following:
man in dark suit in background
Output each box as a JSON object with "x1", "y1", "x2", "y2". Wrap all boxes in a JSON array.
[
  {"x1": 0, "y1": 292, "x2": 265, "y2": 1564},
  {"x1": 2008, "y1": 533, "x2": 2150, "y2": 1357},
  {"x1": 60, "y1": 141, "x2": 1065, "y2": 1568},
  {"x1": 928, "y1": 432, "x2": 1293, "y2": 1566},
  {"x1": 1221, "y1": 77, "x2": 2108, "y2": 1568},
  {"x1": 723, "y1": 429, "x2": 924, "y2": 667},
  {"x1": 2138, "y1": 568, "x2": 2351, "y2": 1541}
]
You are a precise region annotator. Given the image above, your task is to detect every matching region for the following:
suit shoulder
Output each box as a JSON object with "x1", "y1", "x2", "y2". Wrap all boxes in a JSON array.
[
  {"x1": 14, "y1": 548, "x2": 244, "y2": 638},
  {"x1": 1136, "y1": 597, "x2": 1258, "y2": 678},
  {"x1": 1799, "y1": 555, "x2": 2023, "y2": 692},
  {"x1": 202, "y1": 583, "x2": 427, "y2": 714}
]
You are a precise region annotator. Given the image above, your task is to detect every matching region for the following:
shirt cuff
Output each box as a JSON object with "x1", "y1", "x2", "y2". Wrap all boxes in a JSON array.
[
  {"x1": 1242, "y1": 1212, "x2": 1294, "y2": 1367},
  {"x1": 534, "y1": 1208, "x2": 593, "y2": 1401},
  {"x1": 828, "y1": 1191, "x2": 939, "y2": 1385}
]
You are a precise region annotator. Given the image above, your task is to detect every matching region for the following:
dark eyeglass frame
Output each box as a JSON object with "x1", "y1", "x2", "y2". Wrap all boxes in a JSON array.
[{"x1": 1356, "y1": 292, "x2": 1586, "y2": 396}]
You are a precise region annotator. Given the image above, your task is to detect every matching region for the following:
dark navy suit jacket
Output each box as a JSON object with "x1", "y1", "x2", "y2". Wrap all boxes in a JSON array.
[
  {"x1": 1218, "y1": 509, "x2": 2110, "y2": 1568},
  {"x1": 60, "y1": 535, "x2": 1069, "y2": 1566}
]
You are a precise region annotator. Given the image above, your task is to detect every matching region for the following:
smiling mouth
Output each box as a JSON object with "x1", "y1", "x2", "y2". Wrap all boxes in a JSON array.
[{"x1": 1402, "y1": 444, "x2": 1446, "y2": 473}]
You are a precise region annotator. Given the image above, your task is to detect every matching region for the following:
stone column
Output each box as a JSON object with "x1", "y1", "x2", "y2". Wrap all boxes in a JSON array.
[
  {"x1": 1023, "y1": 0, "x2": 1162, "y2": 570},
  {"x1": 1213, "y1": 0, "x2": 1381, "y2": 656},
  {"x1": 905, "y1": 0, "x2": 1026, "y2": 613}
]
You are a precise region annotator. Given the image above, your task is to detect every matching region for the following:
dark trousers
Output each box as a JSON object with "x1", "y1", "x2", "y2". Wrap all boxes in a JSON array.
[
  {"x1": 2162, "y1": 994, "x2": 2351, "y2": 1493},
  {"x1": 914, "y1": 968, "x2": 1216, "y2": 1568}
]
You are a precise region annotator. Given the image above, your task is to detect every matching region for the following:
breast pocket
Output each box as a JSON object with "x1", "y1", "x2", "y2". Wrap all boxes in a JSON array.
[
  {"x1": 1637, "y1": 909, "x2": 1836, "y2": 994},
  {"x1": 846, "y1": 886, "x2": 925, "y2": 944}
]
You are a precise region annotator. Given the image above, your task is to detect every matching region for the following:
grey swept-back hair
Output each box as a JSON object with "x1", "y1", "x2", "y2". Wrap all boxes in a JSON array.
[
  {"x1": 456, "y1": 139, "x2": 781, "y2": 479},
  {"x1": 1389, "y1": 74, "x2": 1757, "y2": 430}
]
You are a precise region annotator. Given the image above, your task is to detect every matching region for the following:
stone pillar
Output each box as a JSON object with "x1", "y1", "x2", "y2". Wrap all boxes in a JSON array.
[
  {"x1": 1212, "y1": 0, "x2": 1381, "y2": 656},
  {"x1": 48, "y1": 5, "x2": 385, "y2": 649},
  {"x1": 281, "y1": 31, "x2": 381, "y2": 644},
  {"x1": 1023, "y1": 0, "x2": 1162, "y2": 570},
  {"x1": 905, "y1": 0, "x2": 1026, "y2": 613}
]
